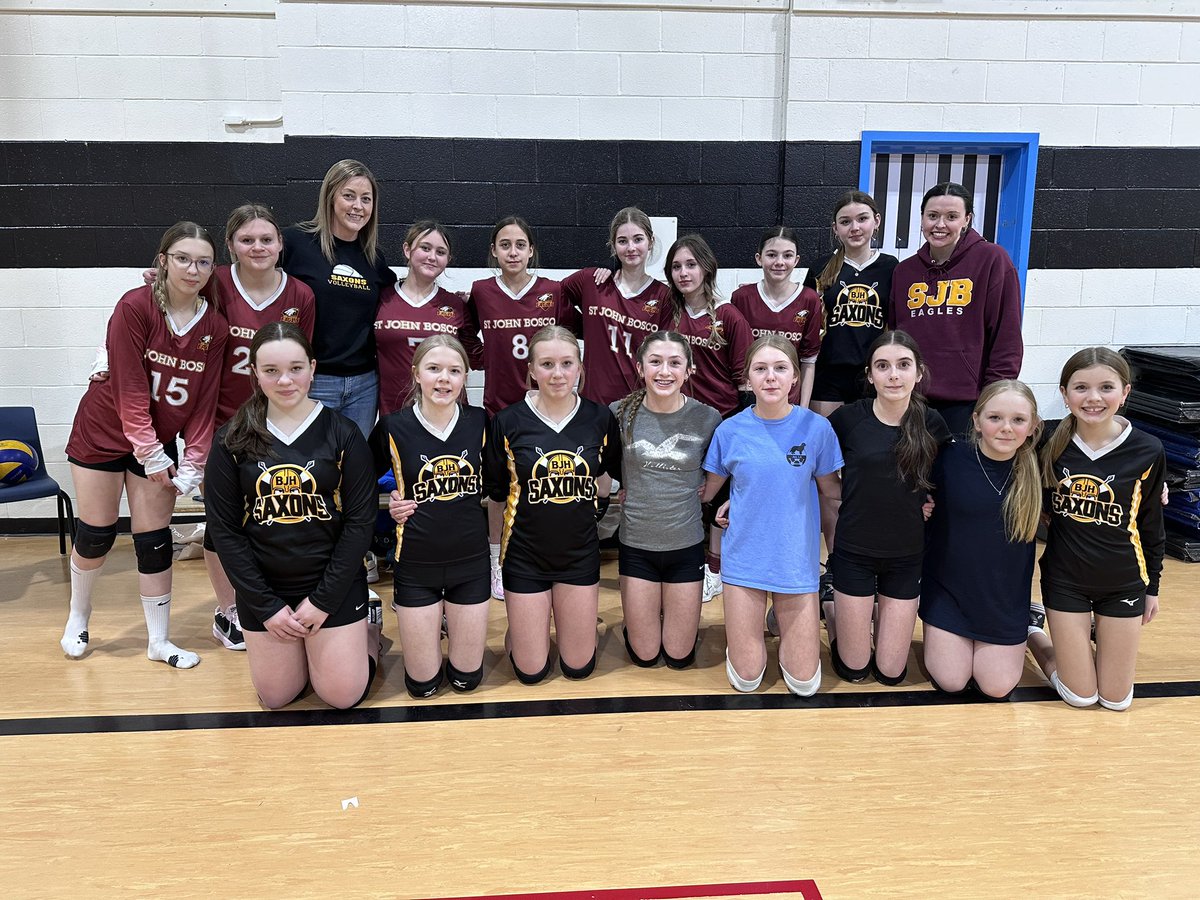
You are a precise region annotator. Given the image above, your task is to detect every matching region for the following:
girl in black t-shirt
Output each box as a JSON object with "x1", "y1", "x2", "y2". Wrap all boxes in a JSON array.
[
  {"x1": 920, "y1": 380, "x2": 1043, "y2": 700},
  {"x1": 373, "y1": 335, "x2": 491, "y2": 698},
  {"x1": 827, "y1": 330, "x2": 950, "y2": 685}
]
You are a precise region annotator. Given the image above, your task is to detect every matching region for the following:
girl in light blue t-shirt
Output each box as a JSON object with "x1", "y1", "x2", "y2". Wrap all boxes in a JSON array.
[{"x1": 703, "y1": 336, "x2": 843, "y2": 697}]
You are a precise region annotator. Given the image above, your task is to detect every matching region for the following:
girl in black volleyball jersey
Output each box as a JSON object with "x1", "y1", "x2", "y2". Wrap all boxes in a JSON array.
[
  {"x1": 1027, "y1": 348, "x2": 1166, "y2": 712},
  {"x1": 373, "y1": 335, "x2": 491, "y2": 698},
  {"x1": 205, "y1": 324, "x2": 380, "y2": 709},
  {"x1": 827, "y1": 330, "x2": 951, "y2": 686},
  {"x1": 487, "y1": 326, "x2": 621, "y2": 684}
]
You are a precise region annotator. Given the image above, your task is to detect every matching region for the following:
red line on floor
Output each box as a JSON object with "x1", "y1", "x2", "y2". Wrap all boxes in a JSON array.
[{"x1": 434, "y1": 878, "x2": 822, "y2": 900}]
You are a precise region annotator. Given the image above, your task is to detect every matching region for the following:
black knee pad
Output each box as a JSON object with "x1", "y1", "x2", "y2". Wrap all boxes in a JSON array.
[
  {"x1": 404, "y1": 667, "x2": 443, "y2": 699},
  {"x1": 929, "y1": 675, "x2": 970, "y2": 696},
  {"x1": 132, "y1": 527, "x2": 173, "y2": 574},
  {"x1": 830, "y1": 640, "x2": 870, "y2": 683},
  {"x1": 446, "y1": 660, "x2": 483, "y2": 692},
  {"x1": 663, "y1": 641, "x2": 697, "y2": 669},
  {"x1": 622, "y1": 627, "x2": 660, "y2": 667},
  {"x1": 510, "y1": 651, "x2": 552, "y2": 685},
  {"x1": 968, "y1": 677, "x2": 1014, "y2": 702},
  {"x1": 871, "y1": 656, "x2": 907, "y2": 686},
  {"x1": 202, "y1": 524, "x2": 215, "y2": 553},
  {"x1": 560, "y1": 649, "x2": 597, "y2": 680},
  {"x1": 75, "y1": 520, "x2": 117, "y2": 559}
]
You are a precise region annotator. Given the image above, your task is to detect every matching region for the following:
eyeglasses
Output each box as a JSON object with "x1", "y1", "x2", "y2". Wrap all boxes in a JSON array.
[{"x1": 167, "y1": 253, "x2": 214, "y2": 272}]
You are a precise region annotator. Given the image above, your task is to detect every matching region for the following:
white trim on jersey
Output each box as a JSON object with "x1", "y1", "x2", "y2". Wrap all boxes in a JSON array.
[
  {"x1": 231, "y1": 264, "x2": 288, "y2": 312},
  {"x1": 842, "y1": 250, "x2": 881, "y2": 275},
  {"x1": 413, "y1": 402, "x2": 461, "y2": 441},
  {"x1": 396, "y1": 280, "x2": 440, "y2": 308},
  {"x1": 755, "y1": 280, "x2": 803, "y2": 314},
  {"x1": 266, "y1": 401, "x2": 324, "y2": 445},
  {"x1": 167, "y1": 299, "x2": 210, "y2": 337},
  {"x1": 495, "y1": 273, "x2": 537, "y2": 301},
  {"x1": 1070, "y1": 419, "x2": 1134, "y2": 462},
  {"x1": 524, "y1": 391, "x2": 582, "y2": 433},
  {"x1": 615, "y1": 273, "x2": 653, "y2": 300}
]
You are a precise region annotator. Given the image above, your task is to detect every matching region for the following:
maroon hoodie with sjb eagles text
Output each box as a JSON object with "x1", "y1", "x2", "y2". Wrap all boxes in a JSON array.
[{"x1": 887, "y1": 229, "x2": 1023, "y2": 403}]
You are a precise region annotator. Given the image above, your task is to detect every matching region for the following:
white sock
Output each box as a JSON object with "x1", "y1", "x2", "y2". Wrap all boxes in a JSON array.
[
  {"x1": 1050, "y1": 671, "x2": 1097, "y2": 708},
  {"x1": 781, "y1": 660, "x2": 822, "y2": 697},
  {"x1": 141, "y1": 594, "x2": 200, "y2": 669},
  {"x1": 489, "y1": 542, "x2": 501, "y2": 567},
  {"x1": 725, "y1": 650, "x2": 765, "y2": 692},
  {"x1": 1098, "y1": 686, "x2": 1134, "y2": 712},
  {"x1": 61, "y1": 559, "x2": 101, "y2": 658}
]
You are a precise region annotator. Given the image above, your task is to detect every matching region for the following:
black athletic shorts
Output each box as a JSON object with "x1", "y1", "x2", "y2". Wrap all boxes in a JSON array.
[
  {"x1": 1042, "y1": 582, "x2": 1146, "y2": 619},
  {"x1": 393, "y1": 556, "x2": 490, "y2": 607},
  {"x1": 831, "y1": 546, "x2": 922, "y2": 600},
  {"x1": 502, "y1": 550, "x2": 600, "y2": 595},
  {"x1": 618, "y1": 540, "x2": 705, "y2": 584},
  {"x1": 237, "y1": 574, "x2": 369, "y2": 633},
  {"x1": 68, "y1": 441, "x2": 179, "y2": 479},
  {"x1": 811, "y1": 363, "x2": 866, "y2": 404}
]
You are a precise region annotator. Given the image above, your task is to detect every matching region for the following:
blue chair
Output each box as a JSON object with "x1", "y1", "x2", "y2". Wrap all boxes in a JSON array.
[{"x1": 0, "y1": 407, "x2": 76, "y2": 555}]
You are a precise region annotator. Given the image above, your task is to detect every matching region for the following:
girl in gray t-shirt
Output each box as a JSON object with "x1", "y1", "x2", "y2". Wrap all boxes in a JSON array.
[{"x1": 611, "y1": 331, "x2": 721, "y2": 669}]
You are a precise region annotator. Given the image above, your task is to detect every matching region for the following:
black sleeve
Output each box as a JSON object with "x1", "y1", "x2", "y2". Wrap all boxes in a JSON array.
[
  {"x1": 369, "y1": 418, "x2": 392, "y2": 479},
  {"x1": 484, "y1": 412, "x2": 512, "y2": 503},
  {"x1": 375, "y1": 247, "x2": 398, "y2": 290},
  {"x1": 203, "y1": 433, "x2": 288, "y2": 624},
  {"x1": 307, "y1": 423, "x2": 379, "y2": 615},
  {"x1": 928, "y1": 407, "x2": 954, "y2": 446},
  {"x1": 1141, "y1": 447, "x2": 1167, "y2": 596}
]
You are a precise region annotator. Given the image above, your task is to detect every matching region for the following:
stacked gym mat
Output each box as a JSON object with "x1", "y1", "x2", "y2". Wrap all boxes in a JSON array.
[{"x1": 1121, "y1": 345, "x2": 1200, "y2": 562}]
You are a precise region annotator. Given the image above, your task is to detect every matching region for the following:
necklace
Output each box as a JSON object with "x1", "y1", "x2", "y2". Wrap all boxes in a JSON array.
[{"x1": 975, "y1": 444, "x2": 1012, "y2": 497}]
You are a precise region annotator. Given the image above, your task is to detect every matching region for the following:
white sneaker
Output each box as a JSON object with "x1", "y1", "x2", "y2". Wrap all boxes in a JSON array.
[
  {"x1": 702, "y1": 564, "x2": 722, "y2": 603},
  {"x1": 490, "y1": 560, "x2": 505, "y2": 601},
  {"x1": 212, "y1": 605, "x2": 246, "y2": 651},
  {"x1": 365, "y1": 552, "x2": 380, "y2": 584}
]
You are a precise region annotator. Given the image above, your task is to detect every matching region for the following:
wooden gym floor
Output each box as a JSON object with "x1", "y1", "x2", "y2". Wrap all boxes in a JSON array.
[{"x1": 1, "y1": 534, "x2": 1197, "y2": 900}]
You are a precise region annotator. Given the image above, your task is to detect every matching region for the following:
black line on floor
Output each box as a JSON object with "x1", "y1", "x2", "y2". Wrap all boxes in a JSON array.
[{"x1": 2, "y1": 681, "x2": 1198, "y2": 737}]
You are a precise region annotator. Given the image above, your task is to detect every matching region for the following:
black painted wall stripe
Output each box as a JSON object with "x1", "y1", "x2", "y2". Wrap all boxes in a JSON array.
[
  {"x1": 983, "y1": 154, "x2": 1003, "y2": 243},
  {"x1": 1, "y1": 139, "x2": 1197, "y2": 270},
  {"x1": 895, "y1": 153, "x2": 915, "y2": 251},
  {"x1": 1, "y1": 680, "x2": 1196, "y2": 737}
]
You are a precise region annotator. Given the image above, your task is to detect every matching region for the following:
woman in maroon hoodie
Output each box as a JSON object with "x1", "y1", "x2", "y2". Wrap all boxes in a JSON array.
[{"x1": 888, "y1": 182, "x2": 1023, "y2": 436}]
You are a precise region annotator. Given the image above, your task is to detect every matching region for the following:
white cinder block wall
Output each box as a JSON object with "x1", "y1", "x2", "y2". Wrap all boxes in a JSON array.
[{"x1": 2, "y1": 0, "x2": 1198, "y2": 518}]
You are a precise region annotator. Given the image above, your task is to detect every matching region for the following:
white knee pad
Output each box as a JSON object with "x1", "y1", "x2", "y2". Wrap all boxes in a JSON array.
[
  {"x1": 726, "y1": 650, "x2": 765, "y2": 693},
  {"x1": 781, "y1": 661, "x2": 821, "y2": 697},
  {"x1": 1051, "y1": 671, "x2": 1098, "y2": 708},
  {"x1": 1098, "y1": 686, "x2": 1134, "y2": 712}
]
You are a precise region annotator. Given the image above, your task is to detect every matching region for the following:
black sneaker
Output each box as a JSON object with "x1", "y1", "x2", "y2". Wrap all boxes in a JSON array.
[
  {"x1": 1028, "y1": 602, "x2": 1046, "y2": 633},
  {"x1": 213, "y1": 606, "x2": 246, "y2": 651},
  {"x1": 367, "y1": 594, "x2": 384, "y2": 628},
  {"x1": 818, "y1": 569, "x2": 834, "y2": 603}
]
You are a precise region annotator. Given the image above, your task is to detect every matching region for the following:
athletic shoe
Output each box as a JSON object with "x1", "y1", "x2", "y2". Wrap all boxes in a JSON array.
[
  {"x1": 441, "y1": 613, "x2": 448, "y2": 638},
  {"x1": 490, "y1": 560, "x2": 505, "y2": 602},
  {"x1": 766, "y1": 605, "x2": 780, "y2": 637},
  {"x1": 365, "y1": 552, "x2": 380, "y2": 584},
  {"x1": 1028, "y1": 602, "x2": 1046, "y2": 635},
  {"x1": 367, "y1": 594, "x2": 383, "y2": 628},
  {"x1": 818, "y1": 568, "x2": 834, "y2": 603},
  {"x1": 213, "y1": 606, "x2": 246, "y2": 651},
  {"x1": 702, "y1": 564, "x2": 722, "y2": 603}
]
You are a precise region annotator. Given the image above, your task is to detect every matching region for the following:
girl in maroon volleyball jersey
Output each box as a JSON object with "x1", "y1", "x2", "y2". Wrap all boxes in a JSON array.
[
  {"x1": 374, "y1": 221, "x2": 483, "y2": 416},
  {"x1": 465, "y1": 216, "x2": 575, "y2": 599},
  {"x1": 730, "y1": 227, "x2": 823, "y2": 408},
  {"x1": 62, "y1": 222, "x2": 228, "y2": 669},
  {"x1": 561, "y1": 207, "x2": 672, "y2": 407}
]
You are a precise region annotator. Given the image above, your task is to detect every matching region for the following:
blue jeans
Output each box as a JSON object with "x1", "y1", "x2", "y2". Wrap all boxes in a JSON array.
[{"x1": 310, "y1": 371, "x2": 378, "y2": 437}]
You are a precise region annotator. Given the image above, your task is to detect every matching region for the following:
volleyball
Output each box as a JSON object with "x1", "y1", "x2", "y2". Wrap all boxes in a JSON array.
[{"x1": 0, "y1": 440, "x2": 39, "y2": 487}]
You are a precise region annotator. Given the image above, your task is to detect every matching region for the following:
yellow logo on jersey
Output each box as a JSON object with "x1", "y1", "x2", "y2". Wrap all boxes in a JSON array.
[
  {"x1": 536, "y1": 292, "x2": 555, "y2": 310},
  {"x1": 412, "y1": 451, "x2": 481, "y2": 503},
  {"x1": 281, "y1": 307, "x2": 300, "y2": 324},
  {"x1": 1051, "y1": 469, "x2": 1124, "y2": 526},
  {"x1": 907, "y1": 278, "x2": 973, "y2": 313},
  {"x1": 253, "y1": 461, "x2": 331, "y2": 525},
  {"x1": 527, "y1": 446, "x2": 594, "y2": 504},
  {"x1": 829, "y1": 281, "x2": 884, "y2": 328}
]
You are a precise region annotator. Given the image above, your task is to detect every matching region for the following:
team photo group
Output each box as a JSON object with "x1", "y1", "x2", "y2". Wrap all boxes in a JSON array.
[{"x1": 59, "y1": 157, "x2": 1166, "y2": 715}]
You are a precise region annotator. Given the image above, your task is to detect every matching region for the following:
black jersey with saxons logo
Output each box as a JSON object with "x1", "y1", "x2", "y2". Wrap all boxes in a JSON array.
[
  {"x1": 486, "y1": 395, "x2": 622, "y2": 579},
  {"x1": 372, "y1": 404, "x2": 490, "y2": 568},
  {"x1": 1040, "y1": 423, "x2": 1166, "y2": 596},
  {"x1": 205, "y1": 404, "x2": 378, "y2": 624}
]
